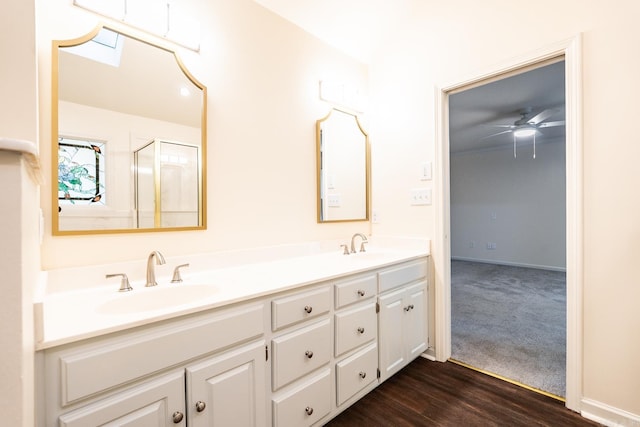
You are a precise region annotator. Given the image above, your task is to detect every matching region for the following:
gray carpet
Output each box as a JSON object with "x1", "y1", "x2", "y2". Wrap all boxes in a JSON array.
[{"x1": 451, "y1": 260, "x2": 566, "y2": 397}]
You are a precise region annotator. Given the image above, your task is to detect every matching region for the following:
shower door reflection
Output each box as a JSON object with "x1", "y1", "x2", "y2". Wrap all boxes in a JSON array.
[{"x1": 134, "y1": 139, "x2": 200, "y2": 228}]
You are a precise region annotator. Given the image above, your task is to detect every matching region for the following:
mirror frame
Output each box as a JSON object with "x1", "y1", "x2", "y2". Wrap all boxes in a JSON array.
[
  {"x1": 52, "y1": 24, "x2": 207, "y2": 235},
  {"x1": 316, "y1": 108, "x2": 370, "y2": 223}
]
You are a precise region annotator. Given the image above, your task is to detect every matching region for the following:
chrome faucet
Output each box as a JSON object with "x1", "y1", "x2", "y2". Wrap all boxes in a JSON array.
[
  {"x1": 350, "y1": 233, "x2": 368, "y2": 253},
  {"x1": 145, "y1": 251, "x2": 166, "y2": 287}
]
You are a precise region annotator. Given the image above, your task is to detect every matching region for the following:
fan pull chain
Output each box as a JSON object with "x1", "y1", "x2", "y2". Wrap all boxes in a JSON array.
[
  {"x1": 533, "y1": 133, "x2": 536, "y2": 159},
  {"x1": 513, "y1": 134, "x2": 517, "y2": 158}
]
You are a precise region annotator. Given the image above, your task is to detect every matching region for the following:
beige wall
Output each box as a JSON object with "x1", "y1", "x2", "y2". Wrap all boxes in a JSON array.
[
  {"x1": 369, "y1": 0, "x2": 640, "y2": 417},
  {"x1": 1, "y1": 1, "x2": 38, "y2": 425},
  {"x1": 37, "y1": 0, "x2": 369, "y2": 269}
]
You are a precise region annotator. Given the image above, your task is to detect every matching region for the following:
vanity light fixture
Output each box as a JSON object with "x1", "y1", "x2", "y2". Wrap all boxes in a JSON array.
[
  {"x1": 319, "y1": 80, "x2": 365, "y2": 114},
  {"x1": 73, "y1": 0, "x2": 201, "y2": 51}
]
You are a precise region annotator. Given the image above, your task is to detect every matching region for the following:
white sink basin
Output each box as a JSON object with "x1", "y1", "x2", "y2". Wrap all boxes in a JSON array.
[{"x1": 97, "y1": 284, "x2": 218, "y2": 315}]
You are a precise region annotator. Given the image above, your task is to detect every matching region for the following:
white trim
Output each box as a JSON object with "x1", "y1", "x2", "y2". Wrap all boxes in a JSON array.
[
  {"x1": 451, "y1": 256, "x2": 566, "y2": 273},
  {"x1": 434, "y1": 34, "x2": 583, "y2": 412},
  {"x1": 581, "y1": 398, "x2": 640, "y2": 427}
]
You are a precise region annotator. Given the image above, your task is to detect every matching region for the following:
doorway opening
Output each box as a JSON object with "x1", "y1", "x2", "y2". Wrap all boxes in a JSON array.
[
  {"x1": 433, "y1": 35, "x2": 583, "y2": 411},
  {"x1": 448, "y1": 60, "x2": 566, "y2": 398}
]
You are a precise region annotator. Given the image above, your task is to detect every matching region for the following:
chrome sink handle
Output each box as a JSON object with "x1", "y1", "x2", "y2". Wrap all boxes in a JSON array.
[
  {"x1": 171, "y1": 263, "x2": 190, "y2": 283},
  {"x1": 106, "y1": 273, "x2": 133, "y2": 292},
  {"x1": 340, "y1": 244, "x2": 350, "y2": 255}
]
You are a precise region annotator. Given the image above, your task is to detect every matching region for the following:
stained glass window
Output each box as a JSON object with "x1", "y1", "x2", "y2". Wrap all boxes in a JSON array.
[{"x1": 58, "y1": 137, "x2": 106, "y2": 205}]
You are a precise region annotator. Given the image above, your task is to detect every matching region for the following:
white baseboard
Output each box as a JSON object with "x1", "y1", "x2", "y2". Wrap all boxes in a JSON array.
[
  {"x1": 451, "y1": 256, "x2": 566, "y2": 272},
  {"x1": 581, "y1": 398, "x2": 640, "y2": 427}
]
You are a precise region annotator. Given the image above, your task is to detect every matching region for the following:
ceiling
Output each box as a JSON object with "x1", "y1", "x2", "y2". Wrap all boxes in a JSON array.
[
  {"x1": 449, "y1": 60, "x2": 566, "y2": 154},
  {"x1": 252, "y1": 0, "x2": 416, "y2": 64}
]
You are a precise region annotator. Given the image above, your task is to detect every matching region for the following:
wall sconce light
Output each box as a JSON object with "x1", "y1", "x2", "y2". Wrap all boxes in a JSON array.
[{"x1": 319, "y1": 80, "x2": 366, "y2": 114}]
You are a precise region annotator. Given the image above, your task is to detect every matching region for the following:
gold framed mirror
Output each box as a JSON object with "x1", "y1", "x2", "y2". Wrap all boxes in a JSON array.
[
  {"x1": 52, "y1": 24, "x2": 206, "y2": 235},
  {"x1": 316, "y1": 108, "x2": 370, "y2": 222}
]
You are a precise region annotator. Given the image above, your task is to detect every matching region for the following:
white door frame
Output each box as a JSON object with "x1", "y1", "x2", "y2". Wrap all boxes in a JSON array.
[{"x1": 433, "y1": 35, "x2": 583, "y2": 411}]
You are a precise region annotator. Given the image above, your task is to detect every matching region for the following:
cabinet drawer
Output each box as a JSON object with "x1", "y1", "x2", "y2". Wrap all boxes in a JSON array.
[
  {"x1": 378, "y1": 260, "x2": 427, "y2": 293},
  {"x1": 49, "y1": 303, "x2": 265, "y2": 405},
  {"x1": 336, "y1": 343, "x2": 377, "y2": 406},
  {"x1": 272, "y1": 319, "x2": 331, "y2": 391},
  {"x1": 334, "y1": 274, "x2": 376, "y2": 309},
  {"x1": 334, "y1": 302, "x2": 376, "y2": 357},
  {"x1": 272, "y1": 369, "x2": 331, "y2": 427},
  {"x1": 272, "y1": 286, "x2": 330, "y2": 331}
]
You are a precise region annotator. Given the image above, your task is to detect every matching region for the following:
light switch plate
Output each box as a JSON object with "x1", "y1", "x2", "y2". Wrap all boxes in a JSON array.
[
  {"x1": 420, "y1": 162, "x2": 432, "y2": 181},
  {"x1": 410, "y1": 188, "x2": 432, "y2": 206}
]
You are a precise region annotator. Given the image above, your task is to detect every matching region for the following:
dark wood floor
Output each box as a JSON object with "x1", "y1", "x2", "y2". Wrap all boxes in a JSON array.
[{"x1": 325, "y1": 357, "x2": 601, "y2": 427}]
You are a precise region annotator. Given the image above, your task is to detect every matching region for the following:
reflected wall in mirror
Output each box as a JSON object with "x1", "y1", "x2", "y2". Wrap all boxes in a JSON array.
[
  {"x1": 52, "y1": 24, "x2": 206, "y2": 234},
  {"x1": 316, "y1": 108, "x2": 370, "y2": 222}
]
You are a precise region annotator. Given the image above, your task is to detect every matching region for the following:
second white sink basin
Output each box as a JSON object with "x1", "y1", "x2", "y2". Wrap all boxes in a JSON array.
[{"x1": 97, "y1": 284, "x2": 218, "y2": 315}]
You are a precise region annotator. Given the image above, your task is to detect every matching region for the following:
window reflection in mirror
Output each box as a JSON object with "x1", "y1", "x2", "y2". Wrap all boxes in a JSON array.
[
  {"x1": 52, "y1": 25, "x2": 206, "y2": 235},
  {"x1": 316, "y1": 108, "x2": 370, "y2": 222}
]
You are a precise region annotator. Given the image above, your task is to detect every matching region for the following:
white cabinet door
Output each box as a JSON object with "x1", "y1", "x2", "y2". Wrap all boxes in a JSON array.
[
  {"x1": 186, "y1": 340, "x2": 267, "y2": 427},
  {"x1": 58, "y1": 371, "x2": 186, "y2": 427},
  {"x1": 378, "y1": 287, "x2": 406, "y2": 381},
  {"x1": 378, "y1": 281, "x2": 428, "y2": 382},
  {"x1": 406, "y1": 282, "x2": 428, "y2": 360}
]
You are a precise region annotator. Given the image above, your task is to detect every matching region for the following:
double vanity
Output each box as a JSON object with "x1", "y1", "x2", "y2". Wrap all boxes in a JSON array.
[{"x1": 35, "y1": 239, "x2": 430, "y2": 426}]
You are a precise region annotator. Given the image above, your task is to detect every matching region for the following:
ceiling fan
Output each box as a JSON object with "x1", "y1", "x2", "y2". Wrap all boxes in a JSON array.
[{"x1": 482, "y1": 106, "x2": 565, "y2": 158}]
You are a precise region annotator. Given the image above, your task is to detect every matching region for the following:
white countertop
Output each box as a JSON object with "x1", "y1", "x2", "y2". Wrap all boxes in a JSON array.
[{"x1": 36, "y1": 240, "x2": 430, "y2": 350}]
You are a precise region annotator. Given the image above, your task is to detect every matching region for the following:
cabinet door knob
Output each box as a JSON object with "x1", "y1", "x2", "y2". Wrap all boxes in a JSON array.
[
  {"x1": 195, "y1": 401, "x2": 206, "y2": 412},
  {"x1": 304, "y1": 305, "x2": 313, "y2": 314},
  {"x1": 357, "y1": 289, "x2": 365, "y2": 297},
  {"x1": 357, "y1": 327, "x2": 365, "y2": 334},
  {"x1": 172, "y1": 411, "x2": 184, "y2": 423},
  {"x1": 409, "y1": 304, "x2": 415, "y2": 310},
  {"x1": 359, "y1": 371, "x2": 367, "y2": 379},
  {"x1": 305, "y1": 406, "x2": 314, "y2": 416},
  {"x1": 305, "y1": 350, "x2": 314, "y2": 359}
]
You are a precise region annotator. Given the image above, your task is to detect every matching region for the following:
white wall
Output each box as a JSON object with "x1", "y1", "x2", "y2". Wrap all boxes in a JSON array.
[
  {"x1": 451, "y1": 140, "x2": 566, "y2": 270},
  {"x1": 37, "y1": 0, "x2": 369, "y2": 268},
  {"x1": 369, "y1": 0, "x2": 640, "y2": 418},
  {"x1": 1, "y1": 0, "x2": 38, "y2": 425}
]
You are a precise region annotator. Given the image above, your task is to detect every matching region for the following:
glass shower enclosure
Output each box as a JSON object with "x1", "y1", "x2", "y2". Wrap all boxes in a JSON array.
[{"x1": 134, "y1": 139, "x2": 200, "y2": 229}]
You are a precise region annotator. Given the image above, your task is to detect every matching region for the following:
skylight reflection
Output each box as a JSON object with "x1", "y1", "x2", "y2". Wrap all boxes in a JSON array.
[{"x1": 65, "y1": 28, "x2": 124, "y2": 67}]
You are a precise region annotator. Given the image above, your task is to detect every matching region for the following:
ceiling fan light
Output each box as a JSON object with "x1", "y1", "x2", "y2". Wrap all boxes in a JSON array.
[{"x1": 514, "y1": 127, "x2": 536, "y2": 137}]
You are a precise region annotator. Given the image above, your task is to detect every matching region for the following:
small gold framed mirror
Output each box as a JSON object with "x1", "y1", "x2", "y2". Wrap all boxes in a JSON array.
[{"x1": 316, "y1": 108, "x2": 370, "y2": 222}]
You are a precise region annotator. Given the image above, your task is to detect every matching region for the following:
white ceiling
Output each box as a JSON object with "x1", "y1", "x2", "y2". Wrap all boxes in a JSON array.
[{"x1": 252, "y1": 0, "x2": 416, "y2": 64}]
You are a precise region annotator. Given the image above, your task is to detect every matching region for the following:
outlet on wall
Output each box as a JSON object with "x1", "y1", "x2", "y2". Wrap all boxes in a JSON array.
[{"x1": 486, "y1": 242, "x2": 497, "y2": 250}]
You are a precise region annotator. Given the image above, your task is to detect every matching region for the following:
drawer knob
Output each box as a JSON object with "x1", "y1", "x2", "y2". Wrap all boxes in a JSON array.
[
  {"x1": 195, "y1": 401, "x2": 206, "y2": 412},
  {"x1": 359, "y1": 371, "x2": 367, "y2": 379},
  {"x1": 409, "y1": 304, "x2": 414, "y2": 311},
  {"x1": 357, "y1": 289, "x2": 366, "y2": 297},
  {"x1": 305, "y1": 350, "x2": 314, "y2": 359},
  {"x1": 357, "y1": 327, "x2": 365, "y2": 334},
  {"x1": 172, "y1": 411, "x2": 184, "y2": 423},
  {"x1": 304, "y1": 305, "x2": 313, "y2": 314},
  {"x1": 305, "y1": 406, "x2": 314, "y2": 416}
]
